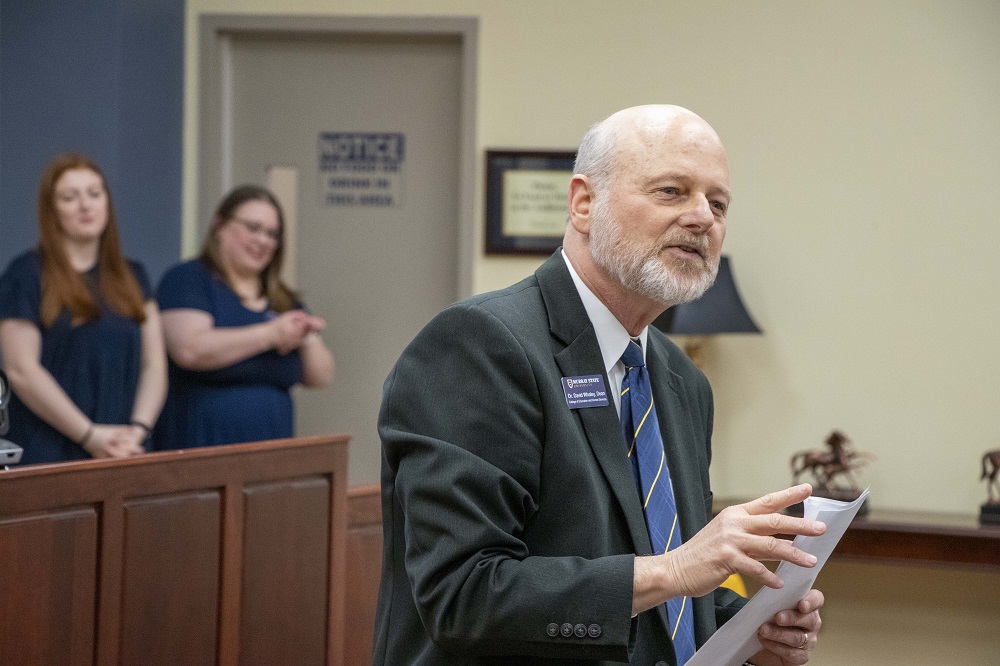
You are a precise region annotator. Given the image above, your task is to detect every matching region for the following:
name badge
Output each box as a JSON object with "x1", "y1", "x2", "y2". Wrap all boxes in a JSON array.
[{"x1": 561, "y1": 374, "x2": 609, "y2": 409}]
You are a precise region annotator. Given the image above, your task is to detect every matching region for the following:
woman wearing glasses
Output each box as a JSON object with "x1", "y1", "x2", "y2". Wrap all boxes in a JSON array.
[
  {"x1": 154, "y1": 185, "x2": 334, "y2": 450},
  {"x1": 0, "y1": 153, "x2": 166, "y2": 463}
]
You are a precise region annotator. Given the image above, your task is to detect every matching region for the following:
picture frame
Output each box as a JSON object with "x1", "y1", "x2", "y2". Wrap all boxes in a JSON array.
[{"x1": 484, "y1": 149, "x2": 576, "y2": 254}]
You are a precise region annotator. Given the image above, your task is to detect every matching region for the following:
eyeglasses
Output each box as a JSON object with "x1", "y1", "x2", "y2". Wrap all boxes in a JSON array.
[{"x1": 230, "y1": 217, "x2": 280, "y2": 242}]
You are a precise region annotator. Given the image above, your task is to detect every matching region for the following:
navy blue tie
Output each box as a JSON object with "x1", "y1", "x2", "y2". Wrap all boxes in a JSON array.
[{"x1": 620, "y1": 338, "x2": 696, "y2": 664}]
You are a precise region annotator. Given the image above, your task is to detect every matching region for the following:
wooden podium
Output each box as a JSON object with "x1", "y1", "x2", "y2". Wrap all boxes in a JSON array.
[{"x1": 0, "y1": 435, "x2": 350, "y2": 666}]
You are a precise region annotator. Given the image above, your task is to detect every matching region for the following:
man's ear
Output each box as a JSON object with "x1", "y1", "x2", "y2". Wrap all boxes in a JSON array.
[{"x1": 568, "y1": 175, "x2": 595, "y2": 235}]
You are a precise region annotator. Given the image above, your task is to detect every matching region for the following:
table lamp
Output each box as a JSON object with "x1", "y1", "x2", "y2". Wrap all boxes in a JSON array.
[{"x1": 652, "y1": 256, "x2": 761, "y2": 366}]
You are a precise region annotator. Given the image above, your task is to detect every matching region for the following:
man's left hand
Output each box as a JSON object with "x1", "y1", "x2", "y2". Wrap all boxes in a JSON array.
[{"x1": 749, "y1": 588, "x2": 824, "y2": 666}]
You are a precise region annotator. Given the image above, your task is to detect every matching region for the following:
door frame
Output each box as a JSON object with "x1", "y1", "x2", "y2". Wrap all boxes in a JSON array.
[{"x1": 196, "y1": 14, "x2": 478, "y2": 298}]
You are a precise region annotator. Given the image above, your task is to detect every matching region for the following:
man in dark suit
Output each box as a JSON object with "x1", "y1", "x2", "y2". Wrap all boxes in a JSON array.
[{"x1": 375, "y1": 105, "x2": 825, "y2": 665}]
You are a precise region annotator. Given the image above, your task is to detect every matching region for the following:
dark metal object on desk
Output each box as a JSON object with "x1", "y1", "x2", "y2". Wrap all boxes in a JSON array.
[
  {"x1": 0, "y1": 369, "x2": 9, "y2": 436},
  {"x1": 980, "y1": 448, "x2": 1000, "y2": 525},
  {"x1": 652, "y1": 256, "x2": 761, "y2": 366},
  {"x1": 0, "y1": 369, "x2": 24, "y2": 467},
  {"x1": 788, "y1": 430, "x2": 873, "y2": 515}
]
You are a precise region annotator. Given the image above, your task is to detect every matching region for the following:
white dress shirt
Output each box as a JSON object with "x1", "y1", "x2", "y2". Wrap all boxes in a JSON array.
[{"x1": 561, "y1": 250, "x2": 648, "y2": 416}]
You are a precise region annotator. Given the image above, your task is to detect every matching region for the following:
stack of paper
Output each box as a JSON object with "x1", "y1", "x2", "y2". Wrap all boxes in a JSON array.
[{"x1": 686, "y1": 489, "x2": 870, "y2": 666}]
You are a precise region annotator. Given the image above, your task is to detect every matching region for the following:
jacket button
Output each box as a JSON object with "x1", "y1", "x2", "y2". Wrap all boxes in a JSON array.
[
  {"x1": 574, "y1": 623, "x2": 587, "y2": 638},
  {"x1": 588, "y1": 623, "x2": 602, "y2": 638},
  {"x1": 560, "y1": 623, "x2": 574, "y2": 637},
  {"x1": 546, "y1": 623, "x2": 559, "y2": 638}
]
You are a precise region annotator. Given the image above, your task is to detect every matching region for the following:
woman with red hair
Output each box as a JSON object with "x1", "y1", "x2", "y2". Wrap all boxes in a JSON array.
[{"x1": 0, "y1": 154, "x2": 167, "y2": 464}]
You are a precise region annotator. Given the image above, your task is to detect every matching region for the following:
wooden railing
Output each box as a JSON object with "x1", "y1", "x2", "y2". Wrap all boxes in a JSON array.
[
  {"x1": 345, "y1": 484, "x2": 383, "y2": 666},
  {"x1": 0, "y1": 435, "x2": 350, "y2": 666}
]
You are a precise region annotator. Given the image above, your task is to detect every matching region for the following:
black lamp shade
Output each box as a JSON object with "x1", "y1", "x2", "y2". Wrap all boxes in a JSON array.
[{"x1": 652, "y1": 256, "x2": 761, "y2": 335}]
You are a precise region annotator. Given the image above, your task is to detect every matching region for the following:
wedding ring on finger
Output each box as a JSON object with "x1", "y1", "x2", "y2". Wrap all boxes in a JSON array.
[{"x1": 799, "y1": 631, "x2": 810, "y2": 649}]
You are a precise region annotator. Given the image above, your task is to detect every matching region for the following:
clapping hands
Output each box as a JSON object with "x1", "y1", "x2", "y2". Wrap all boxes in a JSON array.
[{"x1": 272, "y1": 309, "x2": 326, "y2": 354}]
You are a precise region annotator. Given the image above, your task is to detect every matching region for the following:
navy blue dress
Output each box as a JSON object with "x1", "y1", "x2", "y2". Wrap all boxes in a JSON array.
[
  {"x1": 0, "y1": 250, "x2": 153, "y2": 464},
  {"x1": 153, "y1": 259, "x2": 303, "y2": 450}
]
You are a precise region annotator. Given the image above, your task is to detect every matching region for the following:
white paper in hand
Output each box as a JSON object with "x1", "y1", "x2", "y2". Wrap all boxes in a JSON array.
[{"x1": 685, "y1": 489, "x2": 869, "y2": 666}]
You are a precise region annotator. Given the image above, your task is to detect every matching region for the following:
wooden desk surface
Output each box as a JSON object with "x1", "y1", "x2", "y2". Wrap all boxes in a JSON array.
[{"x1": 713, "y1": 499, "x2": 1000, "y2": 571}]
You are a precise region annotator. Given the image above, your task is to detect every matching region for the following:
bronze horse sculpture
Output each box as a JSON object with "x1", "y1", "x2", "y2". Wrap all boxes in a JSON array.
[
  {"x1": 981, "y1": 449, "x2": 1000, "y2": 503},
  {"x1": 790, "y1": 431, "x2": 873, "y2": 493}
]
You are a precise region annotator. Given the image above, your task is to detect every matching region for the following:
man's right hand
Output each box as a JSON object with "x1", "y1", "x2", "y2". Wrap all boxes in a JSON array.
[
  {"x1": 667, "y1": 484, "x2": 826, "y2": 597},
  {"x1": 632, "y1": 484, "x2": 826, "y2": 614}
]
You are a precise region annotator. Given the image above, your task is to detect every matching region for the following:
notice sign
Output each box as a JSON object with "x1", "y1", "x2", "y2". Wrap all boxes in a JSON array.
[{"x1": 318, "y1": 132, "x2": 405, "y2": 207}]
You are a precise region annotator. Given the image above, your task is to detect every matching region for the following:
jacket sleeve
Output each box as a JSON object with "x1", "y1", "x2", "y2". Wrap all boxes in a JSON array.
[
  {"x1": 714, "y1": 586, "x2": 748, "y2": 625},
  {"x1": 379, "y1": 302, "x2": 636, "y2": 661}
]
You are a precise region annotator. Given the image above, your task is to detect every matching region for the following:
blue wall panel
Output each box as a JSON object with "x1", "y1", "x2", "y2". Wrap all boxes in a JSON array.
[{"x1": 0, "y1": 0, "x2": 183, "y2": 283}]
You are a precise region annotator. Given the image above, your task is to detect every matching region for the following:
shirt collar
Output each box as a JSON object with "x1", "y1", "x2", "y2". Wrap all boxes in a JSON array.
[{"x1": 561, "y1": 249, "x2": 648, "y2": 373}]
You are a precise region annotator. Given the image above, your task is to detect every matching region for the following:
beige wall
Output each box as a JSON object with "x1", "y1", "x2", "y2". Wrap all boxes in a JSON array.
[
  {"x1": 185, "y1": 1, "x2": 999, "y2": 662},
  {"x1": 187, "y1": 0, "x2": 1000, "y2": 514}
]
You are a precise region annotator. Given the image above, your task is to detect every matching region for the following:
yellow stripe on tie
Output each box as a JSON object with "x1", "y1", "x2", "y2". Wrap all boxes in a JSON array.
[
  {"x1": 671, "y1": 595, "x2": 688, "y2": 640},
  {"x1": 643, "y1": 450, "x2": 665, "y2": 508},
  {"x1": 665, "y1": 513, "x2": 678, "y2": 551},
  {"x1": 634, "y1": 401, "x2": 653, "y2": 438},
  {"x1": 621, "y1": 387, "x2": 630, "y2": 397}
]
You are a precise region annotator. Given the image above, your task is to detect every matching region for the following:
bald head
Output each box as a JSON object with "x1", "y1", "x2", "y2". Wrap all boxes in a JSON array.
[{"x1": 573, "y1": 105, "x2": 726, "y2": 197}]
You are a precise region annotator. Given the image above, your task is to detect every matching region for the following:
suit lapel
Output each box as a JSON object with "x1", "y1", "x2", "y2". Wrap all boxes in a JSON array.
[
  {"x1": 553, "y1": 341, "x2": 654, "y2": 557},
  {"x1": 536, "y1": 254, "x2": 653, "y2": 558}
]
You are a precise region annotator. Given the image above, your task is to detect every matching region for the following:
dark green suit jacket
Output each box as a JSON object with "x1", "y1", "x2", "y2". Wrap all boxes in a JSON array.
[{"x1": 374, "y1": 252, "x2": 745, "y2": 665}]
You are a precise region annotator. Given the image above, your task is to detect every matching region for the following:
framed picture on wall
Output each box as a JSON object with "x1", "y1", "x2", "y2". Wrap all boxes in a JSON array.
[{"x1": 484, "y1": 149, "x2": 576, "y2": 254}]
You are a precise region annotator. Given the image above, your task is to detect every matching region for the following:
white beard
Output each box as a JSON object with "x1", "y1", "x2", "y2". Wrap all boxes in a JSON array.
[{"x1": 589, "y1": 199, "x2": 719, "y2": 307}]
